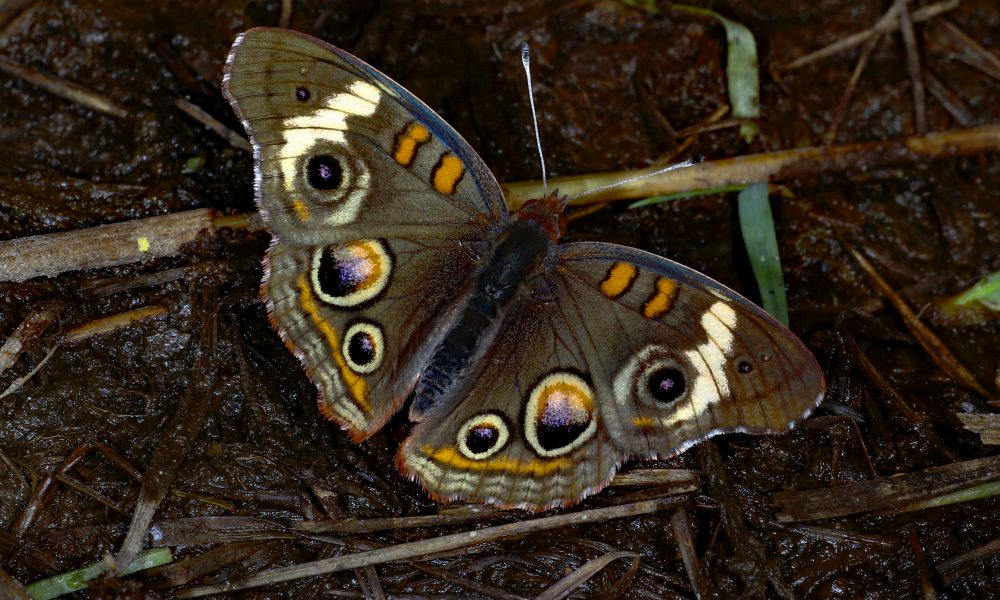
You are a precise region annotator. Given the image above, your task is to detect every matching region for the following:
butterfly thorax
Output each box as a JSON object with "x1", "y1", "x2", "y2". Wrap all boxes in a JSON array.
[
  {"x1": 515, "y1": 192, "x2": 568, "y2": 242},
  {"x1": 409, "y1": 219, "x2": 554, "y2": 420}
]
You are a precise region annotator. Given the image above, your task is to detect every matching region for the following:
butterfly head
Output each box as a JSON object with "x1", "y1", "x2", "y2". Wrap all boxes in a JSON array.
[{"x1": 516, "y1": 191, "x2": 568, "y2": 242}]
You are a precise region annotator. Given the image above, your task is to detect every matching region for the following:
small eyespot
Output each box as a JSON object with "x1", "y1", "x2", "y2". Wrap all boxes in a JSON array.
[
  {"x1": 738, "y1": 360, "x2": 753, "y2": 374},
  {"x1": 613, "y1": 345, "x2": 692, "y2": 409},
  {"x1": 647, "y1": 367, "x2": 686, "y2": 404},
  {"x1": 311, "y1": 240, "x2": 393, "y2": 307},
  {"x1": 342, "y1": 321, "x2": 384, "y2": 374},
  {"x1": 524, "y1": 371, "x2": 597, "y2": 458},
  {"x1": 457, "y1": 413, "x2": 510, "y2": 460},
  {"x1": 295, "y1": 86, "x2": 310, "y2": 102},
  {"x1": 306, "y1": 155, "x2": 343, "y2": 190}
]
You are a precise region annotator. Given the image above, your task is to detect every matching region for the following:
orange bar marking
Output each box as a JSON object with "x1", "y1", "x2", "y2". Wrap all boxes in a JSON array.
[
  {"x1": 642, "y1": 277, "x2": 679, "y2": 319},
  {"x1": 431, "y1": 153, "x2": 465, "y2": 195},
  {"x1": 599, "y1": 262, "x2": 638, "y2": 298},
  {"x1": 297, "y1": 274, "x2": 371, "y2": 413},
  {"x1": 393, "y1": 122, "x2": 431, "y2": 167},
  {"x1": 421, "y1": 446, "x2": 569, "y2": 476}
]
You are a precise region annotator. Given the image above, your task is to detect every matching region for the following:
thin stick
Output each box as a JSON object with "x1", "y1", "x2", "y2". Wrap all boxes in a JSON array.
[
  {"x1": 781, "y1": 0, "x2": 958, "y2": 71},
  {"x1": 0, "y1": 0, "x2": 38, "y2": 34},
  {"x1": 62, "y1": 306, "x2": 168, "y2": 344},
  {"x1": 0, "y1": 345, "x2": 56, "y2": 399},
  {"x1": 113, "y1": 316, "x2": 219, "y2": 574},
  {"x1": 0, "y1": 299, "x2": 66, "y2": 374},
  {"x1": 844, "y1": 243, "x2": 997, "y2": 403},
  {"x1": 278, "y1": 0, "x2": 292, "y2": 28},
  {"x1": 0, "y1": 55, "x2": 127, "y2": 117},
  {"x1": 824, "y1": 31, "x2": 882, "y2": 146},
  {"x1": 176, "y1": 497, "x2": 682, "y2": 598},
  {"x1": 773, "y1": 454, "x2": 1000, "y2": 522},
  {"x1": 535, "y1": 550, "x2": 639, "y2": 600},
  {"x1": 176, "y1": 98, "x2": 252, "y2": 153},
  {"x1": 924, "y1": 69, "x2": 975, "y2": 127},
  {"x1": 936, "y1": 535, "x2": 1000, "y2": 585},
  {"x1": 936, "y1": 19, "x2": 1000, "y2": 82},
  {"x1": 503, "y1": 123, "x2": 1000, "y2": 210},
  {"x1": 671, "y1": 506, "x2": 711, "y2": 599},
  {"x1": 894, "y1": 0, "x2": 926, "y2": 135}
]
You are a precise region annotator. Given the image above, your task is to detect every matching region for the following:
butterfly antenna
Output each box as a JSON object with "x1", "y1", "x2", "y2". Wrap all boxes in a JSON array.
[
  {"x1": 568, "y1": 154, "x2": 706, "y2": 202},
  {"x1": 521, "y1": 42, "x2": 548, "y2": 198}
]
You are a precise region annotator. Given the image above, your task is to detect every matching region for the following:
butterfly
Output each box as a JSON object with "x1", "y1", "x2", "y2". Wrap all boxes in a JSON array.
[{"x1": 222, "y1": 28, "x2": 825, "y2": 510}]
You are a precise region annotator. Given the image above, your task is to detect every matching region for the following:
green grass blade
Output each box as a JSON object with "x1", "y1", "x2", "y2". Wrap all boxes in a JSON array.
[
  {"x1": 628, "y1": 184, "x2": 750, "y2": 208},
  {"x1": 737, "y1": 182, "x2": 788, "y2": 325},
  {"x1": 25, "y1": 548, "x2": 173, "y2": 600},
  {"x1": 674, "y1": 4, "x2": 761, "y2": 143}
]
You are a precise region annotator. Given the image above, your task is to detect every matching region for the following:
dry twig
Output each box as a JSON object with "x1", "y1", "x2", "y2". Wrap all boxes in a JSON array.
[
  {"x1": 113, "y1": 313, "x2": 219, "y2": 574},
  {"x1": 844, "y1": 242, "x2": 998, "y2": 404},
  {"x1": 0, "y1": 55, "x2": 127, "y2": 117},
  {"x1": 504, "y1": 124, "x2": 1000, "y2": 209},
  {"x1": 176, "y1": 497, "x2": 684, "y2": 598},
  {"x1": 175, "y1": 98, "x2": 252, "y2": 152},
  {"x1": 780, "y1": 0, "x2": 958, "y2": 71},
  {"x1": 894, "y1": 0, "x2": 927, "y2": 134},
  {"x1": 955, "y1": 413, "x2": 1000, "y2": 445},
  {"x1": 773, "y1": 455, "x2": 1000, "y2": 522}
]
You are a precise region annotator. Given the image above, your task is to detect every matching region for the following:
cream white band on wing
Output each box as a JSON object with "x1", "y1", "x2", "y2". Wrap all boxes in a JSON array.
[
  {"x1": 669, "y1": 301, "x2": 736, "y2": 427},
  {"x1": 278, "y1": 80, "x2": 381, "y2": 225}
]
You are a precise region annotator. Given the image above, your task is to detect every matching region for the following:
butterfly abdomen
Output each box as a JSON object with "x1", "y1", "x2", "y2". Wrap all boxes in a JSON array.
[{"x1": 410, "y1": 221, "x2": 553, "y2": 419}]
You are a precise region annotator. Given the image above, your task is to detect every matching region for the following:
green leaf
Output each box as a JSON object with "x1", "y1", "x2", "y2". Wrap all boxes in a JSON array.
[
  {"x1": 628, "y1": 184, "x2": 749, "y2": 209},
  {"x1": 183, "y1": 155, "x2": 206, "y2": 174},
  {"x1": 737, "y1": 182, "x2": 788, "y2": 325},
  {"x1": 950, "y1": 270, "x2": 1000, "y2": 311},
  {"x1": 674, "y1": 4, "x2": 761, "y2": 143},
  {"x1": 25, "y1": 548, "x2": 173, "y2": 600}
]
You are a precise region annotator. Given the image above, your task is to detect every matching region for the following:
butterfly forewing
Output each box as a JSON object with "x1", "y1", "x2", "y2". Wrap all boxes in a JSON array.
[{"x1": 223, "y1": 27, "x2": 508, "y2": 245}]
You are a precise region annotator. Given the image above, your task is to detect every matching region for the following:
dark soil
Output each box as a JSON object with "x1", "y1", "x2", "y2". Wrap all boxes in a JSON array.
[{"x1": 2, "y1": 1, "x2": 999, "y2": 598}]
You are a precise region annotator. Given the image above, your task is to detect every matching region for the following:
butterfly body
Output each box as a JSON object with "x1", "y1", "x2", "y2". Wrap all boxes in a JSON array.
[
  {"x1": 411, "y1": 217, "x2": 554, "y2": 420},
  {"x1": 224, "y1": 28, "x2": 825, "y2": 509}
]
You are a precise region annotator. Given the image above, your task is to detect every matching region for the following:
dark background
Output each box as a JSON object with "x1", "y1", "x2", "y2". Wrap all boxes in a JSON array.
[{"x1": 1, "y1": 0, "x2": 999, "y2": 597}]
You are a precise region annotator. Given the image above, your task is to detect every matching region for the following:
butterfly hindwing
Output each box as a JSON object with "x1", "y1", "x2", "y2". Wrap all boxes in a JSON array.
[
  {"x1": 265, "y1": 238, "x2": 479, "y2": 439},
  {"x1": 396, "y1": 240, "x2": 824, "y2": 508},
  {"x1": 396, "y1": 287, "x2": 621, "y2": 509}
]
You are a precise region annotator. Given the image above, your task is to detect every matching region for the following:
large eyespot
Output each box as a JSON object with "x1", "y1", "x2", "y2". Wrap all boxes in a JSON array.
[
  {"x1": 456, "y1": 413, "x2": 511, "y2": 460},
  {"x1": 342, "y1": 321, "x2": 385, "y2": 374},
  {"x1": 524, "y1": 371, "x2": 597, "y2": 458},
  {"x1": 311, "y1": 240, "x2": 392, "y2": 307},
  {"x1": 306, "y1": 155, "x2": 343, "y2": 190}
]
